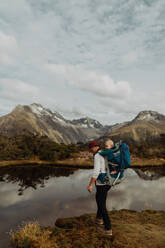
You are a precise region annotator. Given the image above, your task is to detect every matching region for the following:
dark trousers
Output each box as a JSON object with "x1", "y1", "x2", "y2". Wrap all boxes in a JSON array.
[{"x1": 95, "y1": 185, "x2": 111, "y2": 230}]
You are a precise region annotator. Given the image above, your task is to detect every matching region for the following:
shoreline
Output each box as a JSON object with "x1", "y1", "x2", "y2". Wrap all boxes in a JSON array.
[
  {"x1": 11, "y1": 209, "x2": 165, "y2": 248},
  {"x1": 0, "y1": 157, "x2": 165, "y2": 168}
]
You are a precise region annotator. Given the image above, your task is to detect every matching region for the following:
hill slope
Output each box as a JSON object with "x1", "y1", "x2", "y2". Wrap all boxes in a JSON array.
[
  {"x1": 104, "y1": 110, "x2": 165, "y2": 144},
  {"x1": 0, "y1": 105, "x2": 165, "y2": 147},
  {"x1": 0, "y1": 103, "x2": 106, "y2": 144}
]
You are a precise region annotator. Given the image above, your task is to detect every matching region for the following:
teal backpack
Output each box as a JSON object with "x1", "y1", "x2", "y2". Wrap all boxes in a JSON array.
[
  {"x1": 100, "y1": 141, "x2": 131, "y2": 186},
  {"x1": 110, "y1": 141, "x2": 130, "y2": 170}
]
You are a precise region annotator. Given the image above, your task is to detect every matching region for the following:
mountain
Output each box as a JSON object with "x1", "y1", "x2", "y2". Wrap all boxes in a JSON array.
[
  {"x1": 102, "y1": 110, "x2": 165, "y2": 144},
  {"x1": 0, "y1": 103, "x2": 107, "y2": 144},
  {"x1": 0, "y1": 105, "x2": 165, "y2": 146},
  {"x1": 70, "y1": 117, "x2": 103, "y2": 129},
  {"x1": 132, "y1": 110, "x2": 165, "y2": 123}
]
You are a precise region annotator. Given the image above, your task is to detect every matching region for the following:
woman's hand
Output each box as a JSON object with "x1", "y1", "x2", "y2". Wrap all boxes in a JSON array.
[
  {"x1": 87, "y1": 177, "x2": 96, "y2": 192},
  {"x1": 87, "y1": 185, "x2": 92, "y2": 192}
]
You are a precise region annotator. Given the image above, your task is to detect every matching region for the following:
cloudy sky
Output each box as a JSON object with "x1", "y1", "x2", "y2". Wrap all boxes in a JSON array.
[{"x1": 0, "y1": 0, "x2": 165, "y2": 124}]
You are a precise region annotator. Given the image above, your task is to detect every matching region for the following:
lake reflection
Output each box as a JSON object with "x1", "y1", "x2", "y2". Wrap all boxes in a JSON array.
[
  {"x1": 0, "y1": 166, "x2": 165, "y2": 248},
  {"x1": 0, "y1": 166, "x2": 75, "y2": 195}
]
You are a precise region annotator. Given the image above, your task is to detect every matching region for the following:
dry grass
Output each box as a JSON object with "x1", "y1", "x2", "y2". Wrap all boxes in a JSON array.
[
  {"x1": 11, "y1": 222, "x2": 58, "y2": 248},
  {"x1": 11, "y1": 210, "x2": 165, "y2": 248},
  {"x1": 0, "y1": 158, "x2": 93, "y2": 168},
  {"x1": 131, "y1": 156, "x2": 165, "y2": 167},
  {"x1": 56, "y1": 156, "x2": 165, "y2": 168},
  {"x1": 0, "y1": 156, "x2": 165, "y2": 168},
  {"x1": 0, "y1": 159, "x2": 54, "y2": 167}
]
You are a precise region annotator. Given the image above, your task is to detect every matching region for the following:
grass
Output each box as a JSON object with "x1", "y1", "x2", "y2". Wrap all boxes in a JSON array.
[
  {"x1": 0, "y1": 156, "x2": 165, "y2": 168},
  {"x1": 10, "y1": 221, "x2": 58, "y2": 248},
  {"x1": 0, "y1": 159, "x2": 54, "y2": 167},
  {"x1": 0, "y1": 148, "x2": 165, "y2": 169},
  {"x1": 0, "y1": 158, "x2": 93, "y2": 169},
  {"x1": 11, "y1": 210, "x2": 165, "y2": 248},
  {"x1": 131, "y1": 156, "x2": 165, "y2": 167}
]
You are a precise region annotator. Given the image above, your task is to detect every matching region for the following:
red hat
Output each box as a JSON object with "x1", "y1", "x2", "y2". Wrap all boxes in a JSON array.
[{"x1": 88, "y1": 140, "x2": 99, "y2": 149}]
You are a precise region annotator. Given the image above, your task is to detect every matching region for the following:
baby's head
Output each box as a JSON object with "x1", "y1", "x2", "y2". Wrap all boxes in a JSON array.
[{"x1": 105, "y1": 139, "x2": 114, "y2": 150}]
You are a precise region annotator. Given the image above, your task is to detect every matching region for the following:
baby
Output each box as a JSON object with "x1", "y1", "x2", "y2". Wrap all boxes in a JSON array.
[{"x1": 100, "y1": 139, "x2": 117, "y2": 175}]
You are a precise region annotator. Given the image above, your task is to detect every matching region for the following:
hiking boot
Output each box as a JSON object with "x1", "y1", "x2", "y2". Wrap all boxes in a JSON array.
[
  {"x1": 97, "y1": 226, "x2": 113, "y2": 237},
  {"x1": 95, "y1": 218, "x2": 104, "y2": 225},
  {"x1": 104, "y1": 229, "x2": 113, "y2": 236}
]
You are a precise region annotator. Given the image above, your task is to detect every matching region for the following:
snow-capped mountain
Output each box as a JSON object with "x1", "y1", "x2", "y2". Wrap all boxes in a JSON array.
[
  {"x1": 29, "y1": 104, "x2": 104, "y2": 128},
  {"x1": 0, "y1": 103, "x2": 107, "y2": 144},
  {"x1": 0, "y1": 104, "x2": 164, "y2": 145},
  {"x1": 29, "y1": 103, "x2": 68, "y2": 125},
  {"x1": 132, "y1": 110, "x2": 165, "y2": 123},
  {"x1": 103, "y1": 110, "x2": 165, "y2": 144},
  {"x1": 70, "y1": 117, "x2": 103, "y2": 129}
]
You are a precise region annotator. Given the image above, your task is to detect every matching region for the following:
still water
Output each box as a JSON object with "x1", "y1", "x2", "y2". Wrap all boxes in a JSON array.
[{"x1": 0, "y1": 165, "x2": 165, "y2": 247}]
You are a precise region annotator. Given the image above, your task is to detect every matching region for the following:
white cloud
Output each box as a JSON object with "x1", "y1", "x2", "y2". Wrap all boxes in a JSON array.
[
  {"x1": 0, "y1": 79, "x2": 39, "y2": 102},
  {"x1": 0, "y1": 78, "x2": 63, "y2": 116},
  {"x1": 0, "y1": 0, "x2": 164, "y2": 123},
  {"x1": 121, "y1": 51, "x2": 139, "y2": 65},
  {"x1": 0, "y1": 0, "x2": 32, "y2": 25},
  {"x1": 46, "y1": 64, "x2": 132, "y2": 99},
  {"x1": 0, "y1": 31, "x2": 18, "y2": 65}
]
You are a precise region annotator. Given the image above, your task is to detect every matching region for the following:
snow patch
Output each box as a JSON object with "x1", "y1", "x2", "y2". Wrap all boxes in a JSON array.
[
  {"x1": 138, "y1": 113, "x2": 153, "y2": 121},
  {"x1": 136, "y1": 111, "x2": 160, "y2": 122},
  {"x1": 80, "y1": 123, "x2": 88, "y2": 128},
  {"x1": 30, "y1": 104, "x2": 52, "y2": 117},
  {"x1": 30, "y1": 105, "x2": 42, "y2": 116},
  {"x1": 90, "y1": 123, "x2": 95, "y2": 128},
  {"x1": 53, "y1": 116, "x2": 66, "y2": 125}
]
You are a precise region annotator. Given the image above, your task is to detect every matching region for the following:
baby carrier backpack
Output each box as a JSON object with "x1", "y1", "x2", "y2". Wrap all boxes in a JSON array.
[{"x1": 104, "y1": 141, "x2": 130, "y2": 186}]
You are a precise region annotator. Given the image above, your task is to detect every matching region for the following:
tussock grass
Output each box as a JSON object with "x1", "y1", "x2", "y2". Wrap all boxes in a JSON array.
[
  {"x1": 11, "y1": 222, "x2": 58, "y2": 248},
  {"x1": 11, "y1": 210, "x2": 165, "y2": 248}
]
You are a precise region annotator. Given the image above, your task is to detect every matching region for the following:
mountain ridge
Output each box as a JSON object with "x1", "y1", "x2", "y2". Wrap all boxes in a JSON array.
[
  {"x1": 0, "y1": 103, "x2": 107, "y2": 144},
  {"x1": 103, "y1": 110, "x2": 165, "y2": 145},
  {"x1": 0, "y1": 103, "x2": 165, "y2": 145}
]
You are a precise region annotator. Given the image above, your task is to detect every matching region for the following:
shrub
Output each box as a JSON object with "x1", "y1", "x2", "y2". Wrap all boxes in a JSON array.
[{"x1": 0, "y1": 134, "x2": 80, "y2": 161}]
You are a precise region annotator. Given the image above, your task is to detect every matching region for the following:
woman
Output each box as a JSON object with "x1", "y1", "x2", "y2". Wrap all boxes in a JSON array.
[{"x1": 87, "y1": 140, "x2": 112, "y2": 237}]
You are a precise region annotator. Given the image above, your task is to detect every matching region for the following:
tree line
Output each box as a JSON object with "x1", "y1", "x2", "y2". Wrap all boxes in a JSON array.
[
  {"x1": 0, "y1": 134, "x2": 82, "y2": 161},
  {"x1": 0, "y1": 133, "x2": 164, "y2": 161}
]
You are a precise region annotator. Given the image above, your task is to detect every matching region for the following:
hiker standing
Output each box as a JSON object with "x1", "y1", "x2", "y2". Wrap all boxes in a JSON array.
[{"x1": 87, "y1": 140, "x2": 112, "y2": 236}]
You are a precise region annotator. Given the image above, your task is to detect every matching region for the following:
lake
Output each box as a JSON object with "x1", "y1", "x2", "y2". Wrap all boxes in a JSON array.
[{"x1": 0, "y1": 165, "x2": 165, "y2": 248}]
